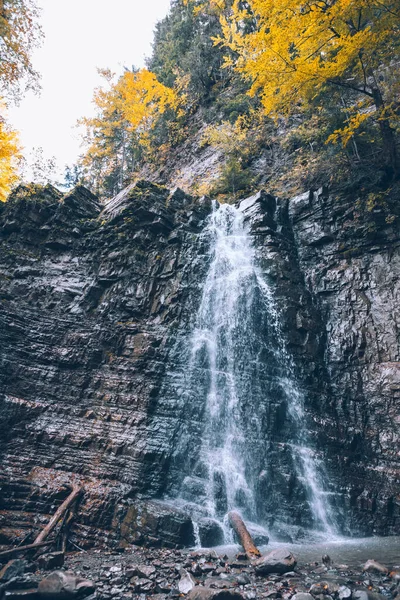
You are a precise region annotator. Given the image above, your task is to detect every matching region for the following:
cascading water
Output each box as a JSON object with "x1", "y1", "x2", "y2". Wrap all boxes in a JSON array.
[{"x1": 175, "y1": 201, "x2": 337, "y2": 541}]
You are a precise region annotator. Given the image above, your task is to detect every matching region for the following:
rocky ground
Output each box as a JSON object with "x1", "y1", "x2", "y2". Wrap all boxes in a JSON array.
[{"x1": 0, "y1": 544, "x2": 399, "y2": 600}]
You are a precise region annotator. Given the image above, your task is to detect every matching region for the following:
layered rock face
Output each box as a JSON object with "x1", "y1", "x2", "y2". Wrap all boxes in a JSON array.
[{"x1": 0, "y1": 181, "x2": 398, "y2": 548}]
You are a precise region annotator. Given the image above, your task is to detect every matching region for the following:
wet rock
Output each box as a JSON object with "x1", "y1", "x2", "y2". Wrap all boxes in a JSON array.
[
  {"x1": 178, "y1": 569, "x2": 197, "y2": 594},
  {"x1": 1, "y1": 180, "x2": 400, "y2": 544},
  {"x1": 292, "y1": 594, "x2": 314, "y2": 600},
  {"x1": 353, "y1": 591, "x2": 387, "y2": 600},
  {"x1": 253, "y1": 549, "x2": 297, "y2": 575},
  {"x1": 309, "y1": 582, "x2": 340, "y2": 596},
  {"x1": 130, "y1": 576, "x2": 154, "y2": 593},
  {"x1": 0, "y1": 561, "x2": 27, "y2": 583},
  {"x1": 37, "y1": 570, "x2": 96, "y2": 598},
  {"x1": 198, "y1": 519, "x2": 225, "y2": 547},
  {"x1": 246, "y1": 526, "x2": 269, "y2": 547},
  {"x1": 187, "y1": 588, "x2": 244, "y2": 600},
  {"x1": 135, "y1": 565, "x2": 156, "y2": 578},
  {"x1": 322, "y1": 556, "x2": 332, "y2": 567},
  {"x1": 3, "y1": 591, "x2": 39, "y2": 599},
  {"x1": 363, "y1": 561, "x2": 389, "y2": 575},
  {"x1": 338, "y1": 587, "x2": 352, "y2": 600},
  {"x1": 204, "y1": 578, "x2": 236, "y2": 589},
  {"x1": 37, "y1": 552, "x2": 65, "y2": 570},
  {"x1": 236, "y1": 575, "x2": 251, "y2": 586}
]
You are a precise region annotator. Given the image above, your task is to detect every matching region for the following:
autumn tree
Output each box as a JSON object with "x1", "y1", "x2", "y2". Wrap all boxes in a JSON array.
[
  {"x1": 0, "y1": 112, "x2": 20, "y2": 201},
  {"x1": 0, "y1": 0, "x2": 42, "y2": 200},
  {"x1": 79, "y1": 68, "x2": 181, "y2": 197},
  {"x1": 219, "y1": 0, "x2": 400, "y2": 177},
  {"x1": 0, "y1": 0, "x2": 42, "y2": 99}
]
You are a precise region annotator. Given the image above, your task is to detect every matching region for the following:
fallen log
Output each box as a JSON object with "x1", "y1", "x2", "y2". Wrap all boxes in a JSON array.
[
  {"x1": 0, "y1": 541, "x2": 52, "y2": 559},
  {"x1": 228, "y1": 510, "x2": 261, "y2": 558},
  {"x1": 0, "y1": 484, "x2": 83, "y2": 560},
  {"x1": 33, "y1": 484, "x2": 82, "y2": 545}
]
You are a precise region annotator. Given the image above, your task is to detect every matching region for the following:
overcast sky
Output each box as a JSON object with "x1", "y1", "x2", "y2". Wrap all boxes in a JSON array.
[{"x1": 8, "y1": 0, "x2": 171, "y2": 177}]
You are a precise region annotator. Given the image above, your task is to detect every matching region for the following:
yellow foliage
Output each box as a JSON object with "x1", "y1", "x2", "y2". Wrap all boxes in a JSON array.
[
  {"x1": 327, "y1": 111, "x2": 371, "y2": 147},
  {"x1": 217, "y1": 0, "x2": 399, "y2": 146},
  {"x1": 183, "y1": 0, "x2": 227, "y2": 16},
  {"x1": 0, "y1": 0, "x2": 43, "y2": 97},
  {"x1": 79, "y1": 68, "x2": 184, "y2": 194},
  {"x1": 0, "y1": 107, "x2": 21, "y2": 202}
]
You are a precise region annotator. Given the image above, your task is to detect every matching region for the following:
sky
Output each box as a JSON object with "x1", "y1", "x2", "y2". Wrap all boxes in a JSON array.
[{"x1": 8, "y1": 0, "x2": 171, "y2": 179}]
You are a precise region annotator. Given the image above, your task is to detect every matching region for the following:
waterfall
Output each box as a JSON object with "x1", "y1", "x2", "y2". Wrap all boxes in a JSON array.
[{"x1": 177, "y1": 201, "x2": 337, "y2": 540}]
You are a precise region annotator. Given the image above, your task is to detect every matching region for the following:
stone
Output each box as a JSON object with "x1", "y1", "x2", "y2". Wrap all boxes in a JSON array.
[
  {"x1": 178, "y1": 569, "x2": 197, "y2": 594},
  {"x1": 198, "y1": 519, "x2": 225, "y2": 547},
  {"x1": 0, "y1": 561, "x2": 27, "y2": 583},
  {"x1": 130, "y1": 576, "x2": 154, "y2": 593},
  {"x1": 0, "y1": 180, "x2": 399, "y2": 547},
  {"x1": 204, "y1": 578, "x2": 235, "y2": 589},
  {"x1": 135, "y1": 565, "x2": 156, "y2": 579},
  {"x1": 253, "y1": 549, "x2": 297, "y2": 575},
  {"x1": 37, "y1": 571, "x2": 96, "y2": 598},
  {"x1": 363, "y1": 561, "x2": 389, "y2": 575},
  {"x1": 37, "y1": 552, "x2": 65, "y2": 570},
  {"x1": 187, "y1": 588, "x2": 245, "y2": 600},
  {"x1": 292, "y1": 594, "x2": 314, "y2": 600},
  {"x1": 309, "y1": 582, "x2": 340, "y2": 596},
  {"x1": 353, "y1": 591, "x2": 387, "y2": 600},
  {"x1": 338, "y1": 587, "x2": 352, "y2": 600}
]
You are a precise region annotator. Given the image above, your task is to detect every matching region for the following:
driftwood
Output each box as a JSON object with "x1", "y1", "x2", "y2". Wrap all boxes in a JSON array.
[
  {"x1": 0, "y1": 484, "x2": 83, "y2": 560},
  {"x1": 0, "y1": 541, "x2": 52, "y2": 559},
  {"x1": 61, "y1": 505, "x2": 77, "y2": 553},
  {"x1": 228, "y1": 510, "x2": 261, "y2": 558},
  {"x1": 33, "y1": 484, "x2": 82, "y2": 545}
]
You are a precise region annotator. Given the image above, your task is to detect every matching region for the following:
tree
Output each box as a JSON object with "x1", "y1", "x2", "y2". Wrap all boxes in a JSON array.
[
  {"x1": 27, "y1": 146, "x2": 58, "y2": 185},
  {"x1": 0, "y1": 112, "x2": 21, "y2": 201},
  {"x1": 149, "y1": 0, "x2": 234, "y2": 101},
  {"x1": 0, "y1": 0, "x2": 42, "y2": 201},
  {"x1": 62, "y1": 164, "x2": 85, "y2": 190},
  {"x1": 79, "y1": 68, "x2": 181, "y2": 197},
  {"x1": 219, "y1": 0, "x2": 400, "y2": 176},
  {"x1": 0, "y1": 0, "x2": 43, "y2": 99}
]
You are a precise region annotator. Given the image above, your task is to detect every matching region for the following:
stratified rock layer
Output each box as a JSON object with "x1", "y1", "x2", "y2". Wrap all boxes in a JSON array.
[{"x1": 0, "y1": 181, "x2": 398, "y2": 548}]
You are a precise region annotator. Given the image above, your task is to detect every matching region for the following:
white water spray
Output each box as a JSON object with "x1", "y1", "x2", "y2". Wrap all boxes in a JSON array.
[{"x1": 181, "y1": 201, "x2": 337, "y2": 538}]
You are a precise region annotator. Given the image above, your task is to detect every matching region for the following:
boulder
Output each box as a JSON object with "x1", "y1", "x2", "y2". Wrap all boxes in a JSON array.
[
  {"x1": 253, "y1": 548, "x2": 297, "y2": 575},
  {"x1": 198, "y1": 519, "x2": 225, "y2": 547},
  {"x1": 37, "y1": 571, "x2": 95, "y2": 599},
  {"x1": 178, "y1": 569, "x2": 197, "y2": 594},
  {"x1": 134, "y1": 565, "x2": 156, "y2": 579},
  {"x1": 37, "y1": 552, "x2": 65, "y2": 570},
  {"x1": 0, "y1": 560, "x2": 27, "y2": 582},
  {"x1": 362, "y1": 560, "x2": 389, "y2": 575},
  {"x1": 120, "y1": 500, "x2": 195, "y2": 548}
]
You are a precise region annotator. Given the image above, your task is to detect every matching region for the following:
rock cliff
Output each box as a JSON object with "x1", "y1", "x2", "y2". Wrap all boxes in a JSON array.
[{"x1": 0, "y1": 180, "x2": 398, "y2": 549}]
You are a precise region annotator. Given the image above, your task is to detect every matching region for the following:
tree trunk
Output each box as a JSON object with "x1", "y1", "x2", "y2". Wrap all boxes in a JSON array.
[
  {"x1": 0, "y1": 541, "x2": 52, "y2": 560},
  {"x1": 228, "y1": 511, "x2": 261, "y2": 558},
  {"x1": 371, "y1": 86, "x2": 399, "y2": 178},
  {"x1": 33, "y1": 485, "x2": 82, "y2": 545}
]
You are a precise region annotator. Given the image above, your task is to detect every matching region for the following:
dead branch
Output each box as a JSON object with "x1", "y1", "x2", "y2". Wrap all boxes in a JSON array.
[{"x1": 228, "y1": 510, "x2": 261, "y2": 559}]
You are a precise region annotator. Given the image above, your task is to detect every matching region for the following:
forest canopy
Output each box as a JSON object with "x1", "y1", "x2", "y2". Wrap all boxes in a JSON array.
[
  {"x1": 77, "y1": 0, "x2": 399, "y2": 198},
  {"x1": 218, "y1": 0, "x2": 400, "y2": 176}
]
